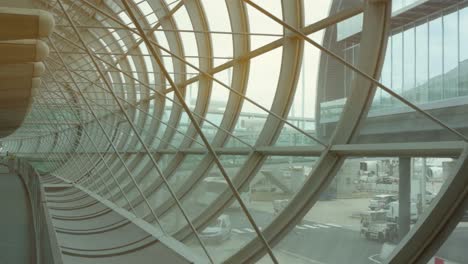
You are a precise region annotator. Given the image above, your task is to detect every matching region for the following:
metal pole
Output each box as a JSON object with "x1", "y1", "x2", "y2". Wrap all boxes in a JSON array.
[
  {"x1": 421, "y1": 158, "x2": 427, "y2": 207},
  {"x1": 399, "y1": 157, "x2": 411, "y2": 239}
]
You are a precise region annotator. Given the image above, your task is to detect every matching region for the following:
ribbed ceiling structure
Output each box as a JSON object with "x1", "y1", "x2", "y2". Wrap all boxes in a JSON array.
[{"x1": 1, "y1": 0, "x2": 467, "y2": 263}]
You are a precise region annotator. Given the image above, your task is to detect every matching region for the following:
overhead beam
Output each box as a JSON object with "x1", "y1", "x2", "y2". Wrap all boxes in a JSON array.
[{"x1": 13, "y1": 142, "x2": 464, "y2": 158}]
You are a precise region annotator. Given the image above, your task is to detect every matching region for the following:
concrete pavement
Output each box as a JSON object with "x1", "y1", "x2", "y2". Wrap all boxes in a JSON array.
[{"x1": 0, "y1": 165, "x2": 34, "y2": 264}]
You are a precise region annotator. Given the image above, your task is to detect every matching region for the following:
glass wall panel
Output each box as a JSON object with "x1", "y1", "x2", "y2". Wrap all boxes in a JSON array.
[
  {"x1": 226, "y1": 46, "x2": 282, "y2": 146},
  {"x1": 145, "y1": 154, "x2": 203, "y2": 209},
  {"x1": 317, "y1": 41, "x2": 362, "y2": 141},
  {"x1": 428, "y1": 16, "x2": 443, "y2": 101},
  {"x1": 180, "y1": 155, "x2": 318, "y2": 262},
  {"x1": 154, "y1": 155, "x2": 248, "y2": 262},
  {"x1": 443, "y1": 10, "x2": 459, "y2": 98},
  {"x1": 403, "y1": 27, "x2": 415, "y2": 101},
  {"x1": 246, "y1": 1, "x2": 283, "y2": 50},
  {"x1": 225, "y1": 101, "x2": 268, "y2": 148},
  {"x1": 429, "y1": 202, "x2": 468, "y2": 264},
  {"x1": 415, "y1": 21, "x2": 429, "y2": 103},
  {"x1": 392, "y1": 0, "x2": 403, "y2": 13},
  {"x1": 380, "y1": 39, "x2": 392, "y2": 108},
  {"x1": 199, "y1": 0, "x2": 232, "y2": 68},
  {"x1": 196, "y1": 68, "x2": 232, "y2": 144},
  {"x1": 275, "y1": 35, "x2": 326, "y2": 147},
  {"x1": 262, "y1": 156, "x2": 456, "y2": 264},
  {"x1": 392, "y1": 32, "x2": 403, "y2": 106},
  {"x1": 176, "y1": 154, "x2": 248, "y2": 223},
  {"x1": 460, "y1": 6, "x2": 468, "y2": 96}
]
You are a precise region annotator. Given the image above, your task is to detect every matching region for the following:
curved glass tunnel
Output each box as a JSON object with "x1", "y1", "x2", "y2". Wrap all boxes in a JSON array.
[{"x1": 0, "y1": 0, "x2": 467, "y2": 263}]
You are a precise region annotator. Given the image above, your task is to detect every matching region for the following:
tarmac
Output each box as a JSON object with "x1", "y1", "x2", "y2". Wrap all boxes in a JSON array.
[{"x1": 250, "y1": 198, "x2": 369, "y2": 231}]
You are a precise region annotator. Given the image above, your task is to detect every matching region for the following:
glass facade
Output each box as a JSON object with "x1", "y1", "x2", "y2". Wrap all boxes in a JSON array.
[{"x1": 343, "y1": 3, "x2": 468, "y2": 113}]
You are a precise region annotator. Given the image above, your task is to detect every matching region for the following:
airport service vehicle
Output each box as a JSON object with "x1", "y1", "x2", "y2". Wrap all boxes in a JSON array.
[
  {"x1": 198, "y1": 177, "x2": 251, "y2": 209},
  {"x1": 361, "y1": 211, "x2": 398, "y2": 242},
  {"x1": 369, "y1": 194, "x2": 398, "y2": 210},
  {"x1": 200, "y1": 215, "x2": 232, "y2": 243},
  {"x1": 272, "y1": 199, "x2": 289, "y2": 215},
  {"x1": 385, "y1": 201, "x2": 419, "y2": 223},
  {"x1": 424, "y1": 190, "x2": 436, "y2": 204}
]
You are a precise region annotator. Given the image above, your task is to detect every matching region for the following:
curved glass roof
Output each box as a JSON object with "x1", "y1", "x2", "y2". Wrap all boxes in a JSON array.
[{"x1": 1, "y1": 0, "x2": 467, "y2": 263}]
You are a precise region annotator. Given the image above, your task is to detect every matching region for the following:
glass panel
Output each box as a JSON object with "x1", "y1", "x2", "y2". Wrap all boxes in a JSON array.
[
  {"x1": 209, "y1": 156, "x2": 319, "y2": 261},
  {"x1": 361, "y1": 9, "x2": 468, "y2": 143},
  {"x1": 443, "y1": 10, "x2": 458, "y2": 99},
  {"x1": 267, "y1": 156, "x2": 457, "y2": 264},
  {"x1": 247, "y1": 1, "x2": 283, "y2": 50},
  {"x1": 173, "y1": 6, "x2": 198, "y2": 64},
  {"x1": 156, "y1": 155, "x2": 248, "y2": 262},
  {"x1": 275, "y1": 30, "x2": 328, "y2": 147},
  {"x1": 196, "y1": 68, "x2": 232, "y2": 144},
  {"x1": 225, "y1": 47, "x2": 283, "y2": 147},
  {"x1": 303, "y1": 0, "x2": 332, "y2": 26},
  {"x1": 185, "y1": 199, "x2": 250, "y2": 263},
  {"x1": 145, "y1": 154, "x2": 203, "y2": 210},
  {"x1": 415, "y1": 21, "x2": 429, "y2": 103},
  {"x1": 317, "y1": 45, "x2": 362, "y2": 141},
  {"x1": 392, "y1": 0, "x2": 403, "y2": 13},
  {"x1": 428, "y1": 16, "x2": 443, "y2": 101},
  {"x1": 429, "y1": 203, "x2": 468, "y2": 263},
  {"x1": 200, "y1": 0, "x2": 233, "y2": 68},
  {"x1": 459, "y1": 6, "x2": 468, "y2": 96},
  {"x1": 392, "y1": 31, "x2": 403, "y2": 103},
  {"x1": 403, "y1": 26, "x2": 415, "y2": 102},
  {"x1": 375, "y1": 38, "x2": 392, "y2": 109}
]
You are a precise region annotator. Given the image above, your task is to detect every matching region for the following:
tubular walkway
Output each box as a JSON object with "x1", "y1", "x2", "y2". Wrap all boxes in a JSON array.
[{"x1": 0, "y1": 159, "x2": 203, "y2": 264}]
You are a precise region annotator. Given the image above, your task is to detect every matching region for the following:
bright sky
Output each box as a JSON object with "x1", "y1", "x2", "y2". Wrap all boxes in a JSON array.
[
  {"x1": 137, "y1": 0, "x2": 333, "y2": 118},
  {"x1": 201, "y1": 0, "x2": 332, "y2": 118}
]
